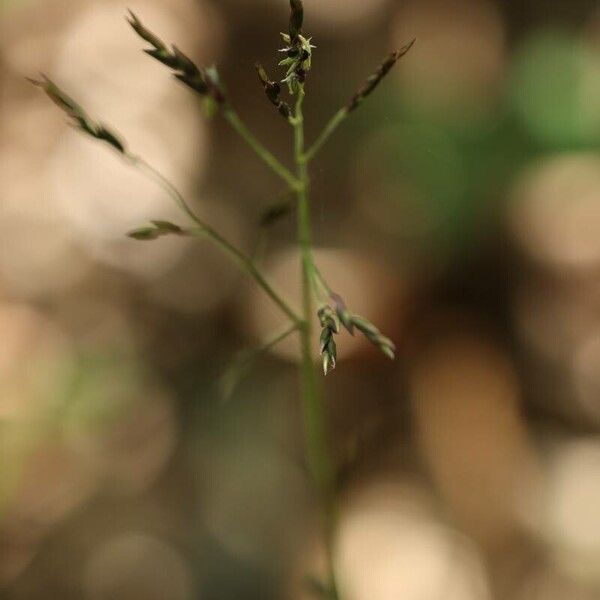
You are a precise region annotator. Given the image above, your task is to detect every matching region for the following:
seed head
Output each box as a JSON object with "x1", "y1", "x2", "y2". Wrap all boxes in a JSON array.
[
  {"x1": 289, "y1": 0, "x2": 304, "y2": 42},
  {"x1": 318, "y1": 305, "x2": 339, "y2": 375},
  {"x1": 28, "y1": 76, "x2": 125, "y2": 153},
  {"x1": 127, "y1": 9, "x2": 167, "y2": 52},
  {"x1": 327, "y1": 292, "x2": 395, "y2": 361},
  {"x1": 127, "y1": 220, "x2": 184, "y2": 241},
  {"x1": 278, "y1": 0, "x2": 314, "y2": 94},
  {"x1": 256, "y1": 63, "x2": 291, "y2": 119},
  {"x1": 127, "y1": 11, "x2": 226, "y2": 107},
  {"x1": 347, "y1": 39, "x2": 415, "y2": 112},
  {"x1": 279, "y1": 33, "x2": 315, "y2": 94},
  {"x1": 351, "y1": 315, "x2": 396, "y2": 360}
]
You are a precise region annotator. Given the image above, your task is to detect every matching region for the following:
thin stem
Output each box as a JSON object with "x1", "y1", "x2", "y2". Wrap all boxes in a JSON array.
[
  {"x1": 311, "y1": 263, "x2": 333, "y2": 302},
  {"x1": 131, "y1": 156, "x2": 201, "y2": 224},
  {"x1": 189, "y1": 225, "x2": 301, "y2": 324},
  {"x1": 293, "y1": 86, "x2": 340, "y2": 599},
  {"x1": 304, "y1": 108, "x2": 348, "y2": 164},
  {"x1": 129, "y1": 155, "x2": 301, "y2": 325},
  {"x1": 257, "y1": 322, "x2": 300, "y2": 354},
  {"x1": 220, "y1": 322, "x2": 300, "y2": 401},
  {"x1": 223, "y1": 107, "x2": 302, "y2": 191}
]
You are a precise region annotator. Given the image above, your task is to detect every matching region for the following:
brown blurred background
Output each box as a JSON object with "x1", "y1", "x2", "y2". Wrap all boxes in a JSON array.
[{"x1": 2, "y1": 0, "x2": 600, "y2": 598}]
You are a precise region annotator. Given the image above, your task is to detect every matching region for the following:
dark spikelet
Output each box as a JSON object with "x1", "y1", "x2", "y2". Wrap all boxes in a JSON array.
[
  {"x1": 278, "y1": 104, "x2": 291, "y2": 118},
  {"x1": 144, "y1": 48, "x2": 179, "y2": 70},
  {"x1": 27, "y1": 75, "x2": 78, "y2": 114},
  {"x1": 95, "y1": 127, "x2": 126, "y2": 153},
  {"x1": 289, "y1": 0, "x2": 304, "y2": 41},
  {"x1": 255, "y1": 63, "x2": 291, "y2": 119},
  {"x1": 175, "y1": 73, "x2": 208, "y2": 95},
  {"x1": 172, "y1": 45, "x2": 200, "y2": 76},
  {"x1": 256, "y1": 64, "x2": 277, "y2": 98},
  {"x1": 347, "y1": 39, "x2": 415, "y2": 112},
  {"x1": 127, "y1": 10, "x2": 167, "y2": 51},
  {"x1": 29, "y1": 76, "x2": 126, "y2": 154},
  {"x1": 127, "y1": 11, "x2": 226, "y2": 105}
]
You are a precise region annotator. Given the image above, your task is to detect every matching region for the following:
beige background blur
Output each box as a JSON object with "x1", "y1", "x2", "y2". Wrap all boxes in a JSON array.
[{"x1": 2, "y1": 0, "x2": 600, "y2": 598}]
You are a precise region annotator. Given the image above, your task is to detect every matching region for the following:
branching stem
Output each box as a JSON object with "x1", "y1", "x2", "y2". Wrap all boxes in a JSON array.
[
  {"x1": 304, "y1": 107, "x2": 348, "y2": 164},
  {"x1": 311, "y1": 263, "x2": 333, "y2": 301},
  {"x1": 129, "y1": 155, "x2": 301, "y2": 325},
  {"x1": 223, "y1": 107, "x2": 302, "y2": 191},
  {"x1": 293, "y1": 85, "x2": 339, "y2": 599},
  {"x1": 256, "y1": 322, "x2": 300, "y2": 354}
]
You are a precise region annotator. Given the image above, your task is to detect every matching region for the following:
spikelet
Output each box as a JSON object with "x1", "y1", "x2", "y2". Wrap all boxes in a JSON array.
[
  {"x1": 256, "y1": 63, "x2": 291, "y2": 119},
  {"x1": 127, "y1": 11, "x2": 226, "y2": 108},
  {"x1": 346, "y1": 39, "x2": 415, "y2": 112},
  {"x1": 318, "y1": 305, "x2": 339, "y2": 375},
  {"x1": 28, "y1": 76, "x2": 125, "y2": 153},
  {"x1": 127, "y1": 220, "x2": 184, "y2": 241}
]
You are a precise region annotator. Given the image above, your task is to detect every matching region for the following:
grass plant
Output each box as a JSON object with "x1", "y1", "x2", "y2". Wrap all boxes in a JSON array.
[{"x1": 30, "y1": 4, "x2": 413, "y2": 595}]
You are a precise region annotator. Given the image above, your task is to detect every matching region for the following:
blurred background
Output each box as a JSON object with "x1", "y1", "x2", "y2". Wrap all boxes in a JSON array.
[{"x1": 2, "y1": 0, "x2": 600, "y2": 598}]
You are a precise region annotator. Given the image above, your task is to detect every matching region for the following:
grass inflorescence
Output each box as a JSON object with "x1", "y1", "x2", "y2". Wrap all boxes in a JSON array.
[{"x1": 29, "y1": 3, "x2": 413, "y2": 597}]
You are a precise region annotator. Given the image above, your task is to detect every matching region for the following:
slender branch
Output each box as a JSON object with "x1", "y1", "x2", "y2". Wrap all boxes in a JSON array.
[
  {"x1": 311, "y1": 262, "x2": 333, "y2": 302},
  {"x1": 223, "y1": 107, "x2": 301, "y2": 191},
  {"x1": 130, "y1": 155, "x2": 201, "y2": 224},
  {"x1": 189, "y1": 225, "x2": 301, "y2": 325},
  {"x1": 293, "y1": 85, "x2": 339, "y2": 599},
  {"x1": 129, "y1": 154, "x2": 301, "y2": 325},
  {"x1": 220, "y1": 322, "x2": 300, "y2": 401},
  {"x1": 305, "y1": 40, "x2": 415, "y2": 164},
  {"x1": 256, "y1": 322, "x2": 300, "y2": 354},
  {"x1": 304, "y1": 107, "x2": 348, "y2": 164}
]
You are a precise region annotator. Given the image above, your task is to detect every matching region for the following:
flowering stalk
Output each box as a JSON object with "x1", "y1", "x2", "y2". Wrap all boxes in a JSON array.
[
  {"x1": 29, "y1": 3, "x2": 412, "y2": 597},
  {"x1": 293, "y1": 82, "x2": 340, "y2": 598}
]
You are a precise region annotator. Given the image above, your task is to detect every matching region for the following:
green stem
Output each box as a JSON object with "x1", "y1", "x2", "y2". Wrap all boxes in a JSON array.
[
  {"x1": 304, "y1": 108, "x2": 348, "y2": 164},
  {"x1": 220, "y1": 322, "x2": 300, "y2": 401},
  {"x1": 257, "y1": 322, "x2": 300, "y2": 354},
  {"x1": 223, "y1": 107, "x2": 301, "y2": 191},
  {"x1": 293, "y1": 86, "x2": 339, "y2": 599},
  {"x1": 311, "y1": 263, "x2": 333, "y2": 302},
  {"x1": 130, "y1": 155, "x2": 301, "y2": 325}
]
